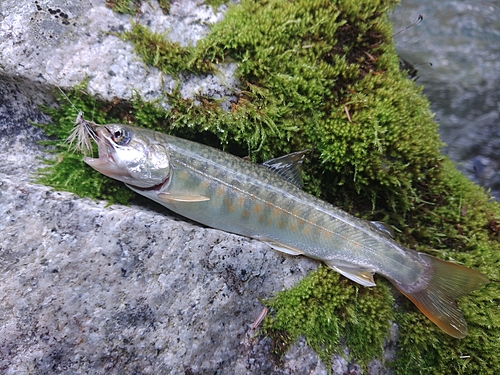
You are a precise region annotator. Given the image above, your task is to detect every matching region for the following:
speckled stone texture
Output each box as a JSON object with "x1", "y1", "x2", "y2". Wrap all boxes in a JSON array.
[
  {"x1": 0, "y1": 173, "x2": 320, "y2": 374},
  {"x1": 0, "y1": 1, "x2": 395, "y2": 374},
  {"x1": 0, "y1": 0, "x2": 238, "y2": 105},
  {"x1": 0, "y1": 77, "x2": 328, "y2": 373}
]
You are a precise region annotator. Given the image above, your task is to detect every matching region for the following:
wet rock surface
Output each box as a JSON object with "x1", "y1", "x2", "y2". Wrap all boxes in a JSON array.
[{"x1": 391, "y1": 0, "x2": 500, "y2": 199}]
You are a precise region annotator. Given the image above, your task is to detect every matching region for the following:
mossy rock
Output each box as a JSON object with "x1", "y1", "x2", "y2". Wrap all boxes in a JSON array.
[{"x1": 38, "y1": 0, "x2": 500, "y2": 373}]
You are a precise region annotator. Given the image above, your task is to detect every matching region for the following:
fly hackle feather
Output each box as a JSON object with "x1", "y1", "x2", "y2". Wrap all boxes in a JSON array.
[{"x1": 66, "y1": 112, "x2": 99, "y2": 156}]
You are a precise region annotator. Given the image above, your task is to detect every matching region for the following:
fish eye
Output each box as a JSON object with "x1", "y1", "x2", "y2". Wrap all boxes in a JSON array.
[{"x1": 112, "y1": 128, "x2": 131, "y2": 146}]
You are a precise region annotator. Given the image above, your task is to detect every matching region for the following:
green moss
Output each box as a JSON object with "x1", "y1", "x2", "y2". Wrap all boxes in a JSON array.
[
  {"x1": 205, "y1": 0, "x2": 230, "y2": 9},
  {"x1": 119, "y1": 23, "x2": 215, "y2": 75},
  {"x1": 105, "y1": 0, "x2": 172, "y2": 15},
  {"x1": 36, "y1": 0, "x2": 500, "y2": 372},
  {"x1": 105, "y1": 0, "x2": 142, "y2": 15},
  {"x1": 195, "y1": 0, "x2": 443, "y2": 213},
  {"x1": 157, "y1": 0, "x2": 171, "y2": 15},
  {"x1": 391, "y1": 161, "x2": 500, "y2": 374},
  {"x1": 264, "y1": 265, "x2": 393, "y2": 368}
]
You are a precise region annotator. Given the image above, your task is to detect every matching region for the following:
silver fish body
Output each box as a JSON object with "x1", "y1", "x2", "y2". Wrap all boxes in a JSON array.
[
  {"x1": 81, "y1": 119, "x2": 488, "y2": 338},
  {"x1": 127, "y1": 134, "x2": 423, "y2": 285}
]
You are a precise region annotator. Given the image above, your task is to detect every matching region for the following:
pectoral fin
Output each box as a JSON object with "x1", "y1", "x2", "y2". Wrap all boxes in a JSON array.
[
  {"x1": 324, "y1": 261, "x2": 376, "y2": 287},
  {"x1": 157, "y1": 192, "x2": 210, "y2": 203}
]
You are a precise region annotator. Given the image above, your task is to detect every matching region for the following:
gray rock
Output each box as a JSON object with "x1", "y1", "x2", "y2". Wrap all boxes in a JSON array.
[
  {"x1": 0, "y1": 172, "x2": 320, "y2": 374},
  {"x1": 0, "y1": 1, "x2": 395, "y2": 373},
  {"x1": 0, "y1": 0, "x2": 235, "y2": 103}
]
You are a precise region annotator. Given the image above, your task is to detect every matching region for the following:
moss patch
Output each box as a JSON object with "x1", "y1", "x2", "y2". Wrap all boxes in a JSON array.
[
  {"x1": 204, "y1": 0, "x2": 230, "y2": 10},
  {"x1": 105, "y1": 0, "x2": 142, "y2": 15},
  {"x1": 119, "y1": 23, "x2": 215, "y2": 75},
  {"x1": 194, "y1": 0, "x2": 443, "y2": 214},
  {"x1": 36, "y1": 0, "x2": 500, "y2": 373},
  {"x1": 391, "y1": 161, "x2": 500, "y2": 374},
  {"x1": 105, "y1": 0, "x2": 171, "y2": 15},
  {"x1": 264, "y1": 266, "x2": 393, "y2": 368}
]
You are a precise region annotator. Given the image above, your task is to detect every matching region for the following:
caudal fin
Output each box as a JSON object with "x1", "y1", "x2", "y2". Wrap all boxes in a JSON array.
[{"x1": 393, "y1": 253, "x2": 489, "y2": 338}]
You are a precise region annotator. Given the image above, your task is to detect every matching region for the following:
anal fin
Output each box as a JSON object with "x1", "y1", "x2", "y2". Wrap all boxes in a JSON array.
[
  {"x1": 324, "y1": 261, "x2": 376, "y2": 287},
  {"x1": 256, "y1": 237, "x2": 304, "y2": 256}
]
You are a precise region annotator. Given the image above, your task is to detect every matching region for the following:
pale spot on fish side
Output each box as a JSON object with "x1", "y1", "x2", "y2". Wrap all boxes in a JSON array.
[
  {"x1": 212, "y1": 186, "x2": 225, "y2": 207},
  {"x1": 199, "y1": 179, "x2": 210, "y2": 190},
  {"x1": 258, "y1": 213, "x2": 272, "y2": 226},
  {"x1": 237, "y1": 196, "x2": 245, "y2": 207},
  {"x1": 278, "y1": 218, "x2": 286, "y2": 229},
  {"x1": 252, "y1": 203, "x2": 262, "y2": 214},
  {"x1": 267, "y1": 204, "x2": 288, "y2": 229},
  {"x1": 177, "y1": 170, "x2": 189, "y2": 180},
  {"x1": 351, "y1": 240, "x2": 362, "y2": 250},
  {"x1": 271, "y1": 206, "x2": 280, "y2": 219},
  {"x1": 323, "y1": 229, "x2": 333, "y2": 239},
  {"x1": 223, "y1": 196, "x2": 235, "y2": 213}
]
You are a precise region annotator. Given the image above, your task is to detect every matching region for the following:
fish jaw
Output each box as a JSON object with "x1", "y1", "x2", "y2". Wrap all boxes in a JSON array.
[
  {"x1": 84, "y1": 155, "x2": 131, "y2": 180},
  {"x1": 83, "y1": 127, "x2": 133, "y2": 181},
  {"x1": 83, "y1": 125, "x2": 171, "y2": 189}
]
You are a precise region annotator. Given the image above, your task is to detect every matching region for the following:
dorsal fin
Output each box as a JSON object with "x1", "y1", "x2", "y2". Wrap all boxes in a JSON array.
[
  {"x1": 369, "y1": 221, "x2": 395, "y2": 239},
  {"x1": 262, "y1": 150, "x2": 308, "y2": 188}
]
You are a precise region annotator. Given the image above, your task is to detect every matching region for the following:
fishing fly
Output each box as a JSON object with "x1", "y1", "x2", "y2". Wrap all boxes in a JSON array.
[{"x1": 65, "y1": 112, "x2": 98, "y2": 156}]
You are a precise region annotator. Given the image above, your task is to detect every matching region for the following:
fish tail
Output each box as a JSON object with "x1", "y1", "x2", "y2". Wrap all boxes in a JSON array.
[{"x1": 392, "y1": 253, "x2": 489, "y2": 338}]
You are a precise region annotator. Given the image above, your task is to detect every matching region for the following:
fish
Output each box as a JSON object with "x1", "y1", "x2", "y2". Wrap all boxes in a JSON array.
[{"x1": 72, "y1": 115, "x2": 489, "y2": 339}]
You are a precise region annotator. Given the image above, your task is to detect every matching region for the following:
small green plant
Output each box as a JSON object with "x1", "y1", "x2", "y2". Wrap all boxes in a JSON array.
[
  {"x1": 119, "y1": 23, "x2": 215, "y2": 75},
  {"x1": 204, "y1": 0, "x2": 230, "y2": 10},
  {"x1": 105, "y1": 0, "x2": 142, "y2": 15}
]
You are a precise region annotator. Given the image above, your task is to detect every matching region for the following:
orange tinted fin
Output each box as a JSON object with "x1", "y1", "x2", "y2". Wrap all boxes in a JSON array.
[{"x1": 392, "y1": 253, "x2": 489, "y2": 338}]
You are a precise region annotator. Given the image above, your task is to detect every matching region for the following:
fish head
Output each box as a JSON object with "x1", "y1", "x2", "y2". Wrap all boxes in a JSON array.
[{"x1": 84, "y1": 124, "x2": 171, "y2": 189}]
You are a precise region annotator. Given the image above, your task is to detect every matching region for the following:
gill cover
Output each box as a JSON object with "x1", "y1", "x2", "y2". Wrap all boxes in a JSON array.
[{"x1": 84, "y1": 124, "x2": 171, "y2": 188}]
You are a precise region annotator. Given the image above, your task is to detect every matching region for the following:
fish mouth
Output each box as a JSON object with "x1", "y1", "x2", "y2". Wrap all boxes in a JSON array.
[{"x1": 83, "y1": 127, "x2": 125, "y2": 179}]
